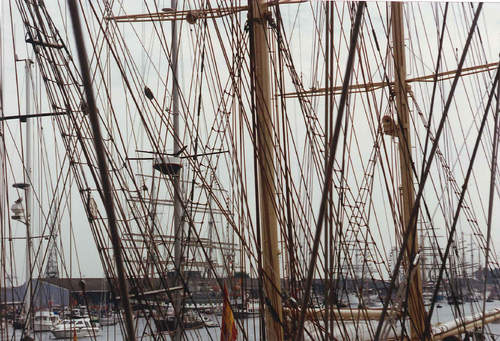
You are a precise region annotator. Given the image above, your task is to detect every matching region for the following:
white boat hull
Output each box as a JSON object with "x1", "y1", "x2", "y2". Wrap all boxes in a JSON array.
[
  {"x1": 50, "y1": 318, "x2": 99, "y2": 339},
  {"x1": 51, "y1": 328, "x2": 98, "y2": 339},
  {"x1": 34, "y1": 321, "x2": 55, "y2": 332}
]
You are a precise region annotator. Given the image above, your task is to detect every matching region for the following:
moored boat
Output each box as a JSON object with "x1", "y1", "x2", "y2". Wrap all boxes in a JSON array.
[
  {"x1": 50, "y1": 318, "x2": 99, "y2": 339},
  {"x1": 201, "y1": 314, "x2": 218, "y2": 328},
  {"x1": 33, "y1": 310, "x2": 61, "y2": 332},
  {"x1": 153, "y1": 310, "x2": 204, "y2": 333}
]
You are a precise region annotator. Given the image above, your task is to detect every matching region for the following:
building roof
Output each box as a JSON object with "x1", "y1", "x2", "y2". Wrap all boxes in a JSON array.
[
  {"x1": 41, "y1": 278, "x2": 111, "y2": 293},
  {"x1": 41, "y1": 277, "x2": 168, "y2": 294}
]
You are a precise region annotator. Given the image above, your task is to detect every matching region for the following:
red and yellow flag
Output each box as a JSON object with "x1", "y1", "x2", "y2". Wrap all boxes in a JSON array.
[{"x1": 221, "y1": 284, "x2": 237, "y2": 341}]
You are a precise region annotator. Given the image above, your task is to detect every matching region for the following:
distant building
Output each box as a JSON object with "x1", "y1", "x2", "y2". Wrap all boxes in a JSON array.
[
  {"x1": 0, "y1": 279, "x2": 69, "y2": 308},
  {"x1": 42, "y1": 278, "x2": 112, "y2": 307}
]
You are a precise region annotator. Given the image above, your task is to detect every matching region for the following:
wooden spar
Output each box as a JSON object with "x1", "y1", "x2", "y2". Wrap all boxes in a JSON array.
[
  {"x1": 105, "y1": 1, "x2": 306, "y2": 23},
  {"x1": 283, "y1": 307, "x2": 402, "y2": 321},
  {"x1": 251, "y1": 0, "x2": 284, "y2": 340},
  {"x1": 281, "y1": 62, "x2": 499, "y2": 98},
  {"x1": 106, "y1": 6, "x2": 249, "y2": 23},
  {"x1": 431, "y1": 308, "x2": 500, "y2": 340},
  {"x1": 390, "y1": 3, "x2": 427, "y2": 340},
  {"x1": 291, "y1": 308, "x2": 500, "y2": 340}
]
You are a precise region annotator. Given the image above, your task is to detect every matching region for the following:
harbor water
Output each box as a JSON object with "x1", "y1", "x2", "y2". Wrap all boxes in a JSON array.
[{"x1": 5, "y1": 301, "x2": 500, "y2": 340}]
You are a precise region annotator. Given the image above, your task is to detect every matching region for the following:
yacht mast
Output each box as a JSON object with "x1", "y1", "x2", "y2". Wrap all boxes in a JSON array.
[
  {"x1": 390, "y1": 3, "x2": 427, "y2": 339},
  {"x1": 250, "y1": 1, "x2": 283, "y2": 340}
]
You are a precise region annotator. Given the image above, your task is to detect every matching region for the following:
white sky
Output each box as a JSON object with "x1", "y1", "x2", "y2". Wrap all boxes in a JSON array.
[{"x1": 1, "y1": 1, "x2": 500, "y2": 284}]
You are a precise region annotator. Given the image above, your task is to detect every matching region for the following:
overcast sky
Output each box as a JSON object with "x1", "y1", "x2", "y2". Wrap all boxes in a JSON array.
[{"x1": 1, "y1": 1, "x2": 500, "y2": 284}]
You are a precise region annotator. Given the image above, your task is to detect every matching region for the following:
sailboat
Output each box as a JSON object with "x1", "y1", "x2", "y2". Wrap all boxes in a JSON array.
[{"x1": 2, "y1": 1, "x2": 500, "y2": 340}]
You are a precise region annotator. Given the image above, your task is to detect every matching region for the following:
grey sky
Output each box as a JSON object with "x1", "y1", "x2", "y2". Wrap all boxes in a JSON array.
[{"x1": 1, "y1": 1, "x2": 500, "y2": 283}]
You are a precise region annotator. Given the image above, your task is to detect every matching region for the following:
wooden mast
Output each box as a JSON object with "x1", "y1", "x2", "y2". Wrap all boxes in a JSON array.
[
  {"x1": 390, "y1": 3, "x2": 427, "y2": 339},
  {"x1": 251, "y1": 1, "x2": 284, "y2": 340}
]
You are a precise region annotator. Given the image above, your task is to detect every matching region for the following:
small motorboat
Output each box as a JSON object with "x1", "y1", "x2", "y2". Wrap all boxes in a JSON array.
[
  {"x1": 33, "y1": 310, "x2": 61, "y2": 332},
  {"x1": 153, "y1": 310, "x2": 204, "y2": 332},
  {"x1": 201, "y1": 314, "x2": 218, "y2": 328},
  {"x1": 51, "y1": 318, "x2": 99, "y2": 339}
]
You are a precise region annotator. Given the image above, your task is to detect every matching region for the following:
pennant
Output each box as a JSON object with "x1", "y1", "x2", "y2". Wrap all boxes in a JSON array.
[{"x1": 221, "y1": 284, "x2": 237, "y2": 341}]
